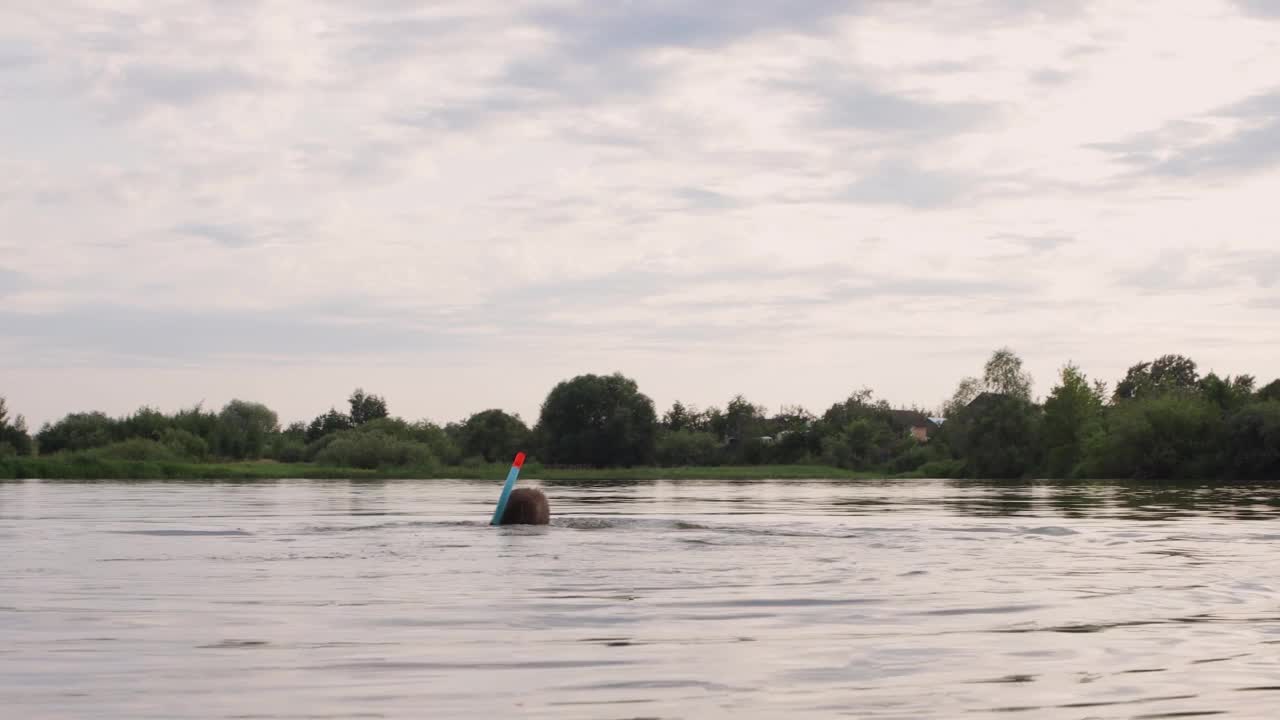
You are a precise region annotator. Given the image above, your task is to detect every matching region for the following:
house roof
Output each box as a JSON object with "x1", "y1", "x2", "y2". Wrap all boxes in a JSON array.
[
  {"x1": 888, "y1": 409, "x2": 938, "y2": 429},
  {"x1": 964, "y1": 392, "x2": 1014, "y2": 412}
]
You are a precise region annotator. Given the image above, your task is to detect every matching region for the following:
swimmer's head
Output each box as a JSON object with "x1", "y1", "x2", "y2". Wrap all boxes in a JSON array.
[{"x1": 499, "y1": 487, "x2": 551, "y2": 525}]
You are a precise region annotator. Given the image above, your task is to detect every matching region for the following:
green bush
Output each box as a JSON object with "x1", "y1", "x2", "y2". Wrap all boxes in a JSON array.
[
  {"x1": 1079, "y1": 395, "x2": 1221, "y2": 479},
  {"x1": 460, "y1": 455, "x2": 488, "y2": 468},
  {"x1": 86, "y1": 439, "x2": 184, "y2": 463},
  {"x1": 457, "y1": 409, "x2": 530, "y2": 463},
  {"x1": 770, "y1": 429, "x2": 817, "y2": 465},
  {"x1": 889, "y1": 444, "x2": 933, "y2": 474},
  {"x1": 915, "y1": 459, "x2": 966, "y2": 478},
  {"x1": 656, "y1": 429, "x2": 722, "y2": 466},
  {"x1": 211, "y1": 400, "x2": 278, "y2": 460},
  {"x1": 818, "y1": 418, "x2": 900, "y2": 470},
  {"x1": 303, "y1": 431, "x2": 338, "y2": 462},
  {"x1": 120, "y1": 407, "x2": 173, "y2": 441},
  {"x1": 942, "y1": 394, "x2": 1042, "y2": 479},
  {"x1": 161, "y1": 429, "x2": 209, "y2": 461},
  {"x1": 819, "y1": 434, "x2": 852, "y2": 469},
  {"x1": 312, "y1": 430, "x2": 436, "y2": 470},
  {"x1": 272, "y1": 439, "x2": 306, "y2": 464},
  {"x1": 172, "y1": 405, "x2": 219, "y2": 442},
  {"x1": 36, "y1": 412, "x2": 118, "y2": 454},
  {"x1": 409, "y1": 422, "x2": 461, "y2": 466},
  {"x1": 1221, "y1": 401, "x2": 1280, "y2": 480},
  {"x1": 350, "y1": 418, "x2": 461, "y2": 465}
]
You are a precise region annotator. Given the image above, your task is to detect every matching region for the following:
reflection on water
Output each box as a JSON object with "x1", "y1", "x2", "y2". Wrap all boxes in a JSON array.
[{"x1": 3, "y1": 478, "x2": 1280, "y2": 719}]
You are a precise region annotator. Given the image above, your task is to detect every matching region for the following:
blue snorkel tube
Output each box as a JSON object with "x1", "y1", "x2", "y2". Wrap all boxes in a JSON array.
[{"x1": 490, "y1": 452, "x2": 527, "y2": 526}]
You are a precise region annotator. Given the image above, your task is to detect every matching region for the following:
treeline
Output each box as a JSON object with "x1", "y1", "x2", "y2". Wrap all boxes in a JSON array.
[
  {"x1": 936, "y1": 351, "x2": 1279, "y2": 480},
  {"x1": 1, "y1": 348, "x2": 1277, "y2": 480},
  {"x1": 0, "y1": 390, "x2": 515, "y2": 472}
]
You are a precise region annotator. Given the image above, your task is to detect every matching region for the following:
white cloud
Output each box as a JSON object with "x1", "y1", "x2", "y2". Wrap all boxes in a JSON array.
[{"x1": 3, "y1": 0, "x2": 1279, "y2": 427}]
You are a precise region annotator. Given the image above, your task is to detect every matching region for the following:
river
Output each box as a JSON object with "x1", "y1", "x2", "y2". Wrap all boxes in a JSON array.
[{"x1": 3, "y1": 478, "x2": 1279, "y2": 719}]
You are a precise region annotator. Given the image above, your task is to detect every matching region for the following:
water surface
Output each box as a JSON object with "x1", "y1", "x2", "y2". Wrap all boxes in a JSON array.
[{"x1": 4, "y1": 479, "x2": 1280, "y2": 719}]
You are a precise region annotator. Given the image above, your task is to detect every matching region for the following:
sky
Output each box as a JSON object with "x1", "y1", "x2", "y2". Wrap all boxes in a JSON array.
[{"x1": 2, "y1": 0, "x2": 1279, "y2": 429}]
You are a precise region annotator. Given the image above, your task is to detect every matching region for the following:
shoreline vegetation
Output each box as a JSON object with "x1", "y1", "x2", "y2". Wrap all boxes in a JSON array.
[
  {"x1": 3, "y1": 348, "x2": 1278, "y2": 483},
  {"x1": 0, "y1": 458, "x2": 888, "y2": 482}
]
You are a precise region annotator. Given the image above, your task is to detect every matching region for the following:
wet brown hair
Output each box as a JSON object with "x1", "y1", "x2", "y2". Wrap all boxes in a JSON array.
[{"x1": 499, "y1": 487, "x2": 551, "y2": 525}]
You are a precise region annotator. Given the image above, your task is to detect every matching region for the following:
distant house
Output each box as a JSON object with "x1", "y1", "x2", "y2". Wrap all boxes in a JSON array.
[
  {"x1": 888, "y1": 409, "x2": 942, "y2": 443},
  {"x1": 724, "y1": 435, "x2": 777, "y2": 447}
]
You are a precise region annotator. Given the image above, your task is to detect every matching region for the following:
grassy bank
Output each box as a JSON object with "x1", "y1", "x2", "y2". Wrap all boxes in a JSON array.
[
  {"x1": 0, "y1": 456, "x2": 384, "y2": 481},
  {"x1": 524, "y1": 464, "x2": 884, "y2": 481},
  {"x1": 0, "y1": 456, "x2": 886, "y2": 481}
]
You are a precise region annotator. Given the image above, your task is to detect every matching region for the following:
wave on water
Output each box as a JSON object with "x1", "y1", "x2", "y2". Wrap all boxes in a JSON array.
[
  {"x1": 302, "y1": 520, "x2": 486, "y2": 534},
  {"x1": 108, "y1": 529, "x2": 253, "y2": 537},
  {"x1": 551, "y1": 517, "x2": 865, "y2": 539},
  {"x1": 938, "y1": 524, "x2": 1081, "y2": 538},
  {"x1": 292, "y1": 517, "x2": 1092, "y2": 550},
  {"x1": 297, "y1": 516, "x2": 878, "y2": 541}
]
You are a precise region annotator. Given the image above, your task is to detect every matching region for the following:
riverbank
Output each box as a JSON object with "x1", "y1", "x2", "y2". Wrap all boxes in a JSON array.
[{"x1": 0, "y1": 456, "x2": 887, "y2": 481}]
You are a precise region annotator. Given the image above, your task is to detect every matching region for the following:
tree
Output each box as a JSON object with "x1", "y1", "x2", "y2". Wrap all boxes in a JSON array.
[
  {"x1": 457, "y1": 409, "x2": 529, "y2": 462},
  {"x1": 694, "y1": 406, "x2": 722, "y2": 435},
  {"x1": 1079, "y1": 394, "x2": 1220, "y2": 480},
  {"x1": 770, "y1": 405, "x2": 815, "y2": 434},
  {"x1": 983, "y1": 347, "x2": 1034, "y2": 400},
  {"x1": 36, "y1": 412, "x2": 118, "y2": 454},
  {"x1": 943, "y1": 393, "x2": 1041, "y2": 479},
  {"x1": 1221, "y1": 402, "x2": 1280, "y2": 480},
  {"x1": 300, "y1": 416, "x2": 458, "y2": 466},
  {"x1": 120, "y1": 407, "x2": 172, "y2": 441},
  {"x1": 719, "y1": 395, "x2": 768, "y2": 461},
  {"x1": 723, "y1": 395, "x2": 766, "y2": 437},
  {"x1": 816, "y1": 391, "x2": 898, "y2": 470},
  {"x1": 662, "y1": 401, "x2": 695, "y2": 432},
  {"x1": 768, "y1": 405, "x2": 819, "y2": 464},
  {"x1": 941, "y1": 348, "x2": 1033, "y2": 416},
  {"x1": 655, "y1": 429, "x2": 721, "y2": 466},
  {"x1": 1258, "y1": 379, "x2": 1280, "y2": 403},
  {"x1": 172, "y1": 404, "x2": 219, "y2": 442},
  {"x1": 269, "y1": 422, "x2": 308, "y2": 463},
  {"x1": 1198, "y1": 373, "x2": 1256, "y2": 412},
  {"x1": 305, "y1": 408, "x2": 353, "y2": 443},
  {"x1": 348, "y1": 389, "x2": 389, "y2": 426},
  {"x1": 819, "y1": 389, "x2": 884, "y2": 425},
  {"x1": 0, "y1": 397, "x2": 33, "y2": 456},
  {"x1": 820, "y1": 417, "x2": 899, "y2": 470},
  {"x1": 407, "y1": 420, "x2": 461, "y2": 466},
  {"x1": 535, "y1": 373, "x2": 658, "y2": 467},
  {"x1": 212, "y1": 400, "x2": 279, "y2": 460},
  {"x1": 1114, "y1": 354, "x2": 1199, "y2": 402},
  {"x1": 312, "y1": 430, "x2": 435, "y2": 470},
  {"x1": 1042, "y1": 364, "x2": 1104, "y2": 477},
  {"x1": 160, "y1": 429, "x2": 209, "y2": 460},
  {"x1": 943, "y1": 377, "x2": 984, "y2": 417}
]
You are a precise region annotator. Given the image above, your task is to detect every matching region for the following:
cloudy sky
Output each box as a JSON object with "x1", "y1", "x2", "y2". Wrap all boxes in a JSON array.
[{"x1": 3, "y1": 0, "x2": 1279, "y2": 428}]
